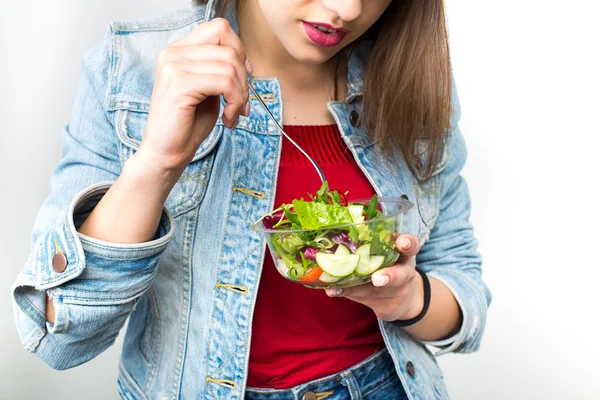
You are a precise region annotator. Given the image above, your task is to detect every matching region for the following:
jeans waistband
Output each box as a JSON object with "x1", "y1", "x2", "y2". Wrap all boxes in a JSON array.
[{"x1": 245, "y1": 348, "x2": 400, "y2": 400}]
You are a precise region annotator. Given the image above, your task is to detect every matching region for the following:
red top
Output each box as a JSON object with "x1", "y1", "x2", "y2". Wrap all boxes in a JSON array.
[{"x1": 247, "y1": 124, "x2": 385, "y2": 389}]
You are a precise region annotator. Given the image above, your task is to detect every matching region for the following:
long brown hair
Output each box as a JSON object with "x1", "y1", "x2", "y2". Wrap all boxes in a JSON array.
[{"x1": 193, "y1": 0, "x2": 452, "y2": 181}]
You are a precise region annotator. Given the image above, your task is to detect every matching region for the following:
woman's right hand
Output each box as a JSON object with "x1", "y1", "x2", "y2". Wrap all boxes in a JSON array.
[{"x1": 137, "y1": 18, "x2": 252, "y2": 172}]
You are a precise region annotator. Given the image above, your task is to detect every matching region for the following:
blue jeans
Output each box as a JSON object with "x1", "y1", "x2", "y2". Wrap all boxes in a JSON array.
[{"x1": 245, "y1": 349, "x2": 409, "y2": 400}]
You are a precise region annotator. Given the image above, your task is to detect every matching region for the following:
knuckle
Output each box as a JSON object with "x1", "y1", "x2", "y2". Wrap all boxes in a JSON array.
[
  {"x1": 166, "y1": 69, "x2": 186, "y2": 89},
  {"x1": 222, "y1": 62, "x2": 236, "y2": 78},
  {"x1": 159, "y1": 60, "x2": 172, "y2": 75},
  {"x1": 158, "y1": 48, "x2": 175, "y2": 65},
  {"x1": 223, "y1": 46, "x2": 237, "y2": 61},
  {"x1": 191, "y1": 22, "x2": 205, "y2": 33},
  {"x1": 222, "y1": 74, "x2": 235, "y2": 87},
  {"x1": 161, "y1": 61, "x2": 178, "y2": 76},
  {"x1": 170, "y1": 75, "x2": 185, "y2": 91},
  {"x1": 212, "y1": 17, "x2": 230, "y2": 31}
]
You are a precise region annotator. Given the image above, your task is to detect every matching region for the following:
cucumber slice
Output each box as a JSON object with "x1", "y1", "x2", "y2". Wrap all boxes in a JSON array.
[
  {"x1": 369, "y1": 255, "x2": 385, "y2": 270},
  {"x1": 315, "y1": 253, "x2": 360, "y2": 277},
  {"x1": 341, "y1": 273, "x2": 358, "y2": 281},
  {"x1": 319, "y1": 271, "x2": 342, "y2": 283},
  {"x1": 348, "y1": 205, "x2": 365, "y2": 223},
  {"x1": 385, "y1": 252, "x2": 400, "y2": 266},
  {"x1": 334, "y1": 244, "x2": 350, "y2": 255},
  {"x1": 355, "y1": 243, "x2": 387, "y2": 276},
  {"x1": 355, "y1": 243, "x2": 371, "y2": 275},
  {"x1": 355, "y1": 243, "x2": 371, "y2": 256},
  {"x1": 356, "y1": 255, "x2": 386, "y2": 276}
]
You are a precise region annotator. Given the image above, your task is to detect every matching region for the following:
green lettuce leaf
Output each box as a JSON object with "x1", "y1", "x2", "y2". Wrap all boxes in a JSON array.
[{"x1": 292, "y1": 199, "x2": 354, "y2": 230}]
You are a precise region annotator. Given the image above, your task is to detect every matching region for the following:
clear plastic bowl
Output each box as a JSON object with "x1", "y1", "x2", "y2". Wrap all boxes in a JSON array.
[{"x1": 251, "y1": 197, "x2": 414, "y2": 289}]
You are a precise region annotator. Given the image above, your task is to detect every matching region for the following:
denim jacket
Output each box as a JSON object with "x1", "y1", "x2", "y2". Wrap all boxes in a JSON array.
[{"x1": 11, "y1": 1, "x2": 491, "y2": 399}]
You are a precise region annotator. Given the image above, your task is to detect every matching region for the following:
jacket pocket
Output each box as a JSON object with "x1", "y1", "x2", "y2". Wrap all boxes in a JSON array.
[{"x1": 114, "y1": 109, "x2": 222, "y2": 217}]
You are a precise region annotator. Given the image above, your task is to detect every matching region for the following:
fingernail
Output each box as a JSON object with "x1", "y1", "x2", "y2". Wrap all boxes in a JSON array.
[
  {"x1": 245, "y1": 59, "x2": 253, "y2": 74},
  {"x1": 232, "y1": 114, "x2": 239, "y2": 127},
  {"x1": 403, "y1": 238, "x2": 411, "y2": 249},
  {"x1": 326, "y1": 288, "x2": 343, "y2": 296},
  {"x1": 244, "y1": 100, "x2": 250, "y2": 117},
  {"x1": 374, "y1": 275, "x2": 389, "y2": 287}
]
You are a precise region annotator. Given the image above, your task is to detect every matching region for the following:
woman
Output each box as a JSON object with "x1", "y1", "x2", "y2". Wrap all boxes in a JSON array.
[{"x1": 11, "y1": 0, "x2": 491, "y2": 398}]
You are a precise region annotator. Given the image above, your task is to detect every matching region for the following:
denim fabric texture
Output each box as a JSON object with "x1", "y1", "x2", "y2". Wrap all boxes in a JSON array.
[
  {"x1": 245, "y1": 349, "x2": 408, "y2": 400},
  {"x1": 11, "y1": 0, "x2": 492, "y2": 399}
]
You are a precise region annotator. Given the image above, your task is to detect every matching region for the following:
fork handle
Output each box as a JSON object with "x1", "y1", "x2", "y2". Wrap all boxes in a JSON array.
[{"x1": 247, "y1": 80, "x2": 328, "y2": 187}]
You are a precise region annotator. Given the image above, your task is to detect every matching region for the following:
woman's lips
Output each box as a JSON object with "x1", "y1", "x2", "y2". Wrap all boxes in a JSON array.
[{"x1": 302, "y1": 21, "x2": 348, "y2": 48}]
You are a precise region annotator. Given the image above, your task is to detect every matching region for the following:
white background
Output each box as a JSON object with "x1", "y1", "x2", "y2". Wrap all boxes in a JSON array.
[{"x1": 1, "y1": 1, "x2": 599, "y2": 399}]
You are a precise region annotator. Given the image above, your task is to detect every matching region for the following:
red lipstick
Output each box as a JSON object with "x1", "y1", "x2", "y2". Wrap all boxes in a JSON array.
[{"x1": 302, "y1": 21, "x2": 349, "y2": 48}]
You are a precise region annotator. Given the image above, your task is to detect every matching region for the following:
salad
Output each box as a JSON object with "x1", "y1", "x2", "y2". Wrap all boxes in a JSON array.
[{"x1": 256, "y1": 182, "x2": 402, "y2": 287}]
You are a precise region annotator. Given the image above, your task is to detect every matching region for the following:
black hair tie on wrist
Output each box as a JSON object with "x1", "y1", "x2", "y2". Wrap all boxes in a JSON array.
[{"x1": 391, "y1": 267, "x2": 431, "y2": 327}]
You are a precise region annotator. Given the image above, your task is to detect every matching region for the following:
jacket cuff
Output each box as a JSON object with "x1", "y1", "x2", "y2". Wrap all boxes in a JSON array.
[
  {"x1": 421, "y1": 268, "x2": 489, "y2": 356},
  {"x1": 12, "y1": 182, "x2": 175, "y2": 351}
]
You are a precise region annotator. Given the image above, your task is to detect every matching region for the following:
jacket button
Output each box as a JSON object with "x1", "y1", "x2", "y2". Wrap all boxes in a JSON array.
[
  {"x1": 406, "y1": 360, "x2": 416, "y2": 377},
  {"x1": 302, "y1": 392, "x2": 317, "y2": 400},
  {"x1": 349, "y1": 110, "x2": 360, "y2": 127},
  {"x1": 52, "y1": 253, "x2": 68, "y2": 273}
]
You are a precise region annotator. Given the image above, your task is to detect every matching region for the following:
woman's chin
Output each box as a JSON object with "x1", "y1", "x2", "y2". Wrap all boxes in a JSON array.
[{"x1": 288, "y1": 46, "x2": 338, "y2": 66}]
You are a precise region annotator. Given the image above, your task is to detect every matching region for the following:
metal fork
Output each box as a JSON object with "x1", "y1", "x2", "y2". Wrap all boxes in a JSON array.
[{"x1": 247, "y1": 78, "x2": 328, "y2": 189}]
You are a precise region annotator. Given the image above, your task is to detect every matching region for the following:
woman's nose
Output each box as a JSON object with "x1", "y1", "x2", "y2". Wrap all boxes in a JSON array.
[{"x1": 322, "y1": 0, "x2": 362, "y2": 22}]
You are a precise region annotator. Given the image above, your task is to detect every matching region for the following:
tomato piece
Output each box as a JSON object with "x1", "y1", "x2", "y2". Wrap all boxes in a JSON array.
[
  {"x1": 299, "y1": 266, "x2": 323, "y2": 283},
  {"x1": 325, "y1": 190, "x2": 348, "y2": 207},
  {"x1": 339, "y1": 193, "x2": 348, "y2": 207}
]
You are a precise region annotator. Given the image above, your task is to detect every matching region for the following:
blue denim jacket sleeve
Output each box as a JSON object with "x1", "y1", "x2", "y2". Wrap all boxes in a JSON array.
[
  {"x1": 415, "y1": 107, "x2": 492, "y2": 356},
  {"x1": 11, "y1": 30, "x2": 175, "y2": 370}
]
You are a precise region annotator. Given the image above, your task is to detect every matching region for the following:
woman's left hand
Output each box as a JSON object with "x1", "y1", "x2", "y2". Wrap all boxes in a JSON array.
[{"x1": 325, "y1": 234, "x2": 425, "y2": 322}]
